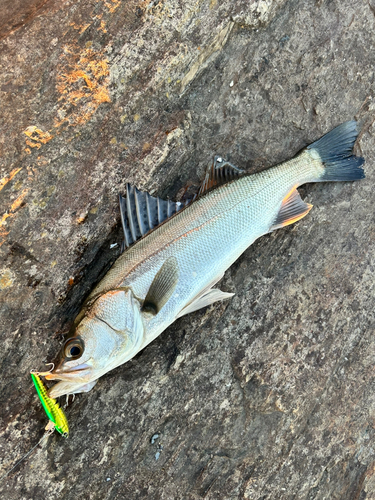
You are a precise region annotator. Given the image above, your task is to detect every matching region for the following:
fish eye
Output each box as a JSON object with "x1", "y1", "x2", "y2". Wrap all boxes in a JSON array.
[{"x1": 64, "y1": 339, "x2": 84, "y2": 360}]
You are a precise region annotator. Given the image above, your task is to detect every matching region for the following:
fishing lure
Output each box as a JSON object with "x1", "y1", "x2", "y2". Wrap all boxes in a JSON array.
[
  {"x1": 30, "y1": 372, "x2": 69, "y2": 437},
  {"x1": 0, "y1": 373, "x2": 69, "y2": 482}
]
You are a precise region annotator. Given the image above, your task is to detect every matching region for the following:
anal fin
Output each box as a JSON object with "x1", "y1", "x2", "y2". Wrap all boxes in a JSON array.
[
  {"x1": 270, "y1": 187, "x2": 312, "y2": 231},
  {"x1": 176, "y1": 288, "x2": 234, "y2": 319}
]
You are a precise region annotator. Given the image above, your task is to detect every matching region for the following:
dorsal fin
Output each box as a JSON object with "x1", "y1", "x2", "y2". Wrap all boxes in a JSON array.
[
  {"x1": 119, "y1": 184, "x2": 184, "y2": 250},
  {"x1": 120, "y1": 157, "x2": 243, "y2": 250},
  {"x1": 198, "y1": 155, "x2": 244, "y2": 196}
]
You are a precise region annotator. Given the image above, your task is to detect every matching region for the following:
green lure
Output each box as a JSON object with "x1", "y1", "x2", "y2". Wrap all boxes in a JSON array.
[
  {"x1": 0, "y1": 374, "x2": 69, "y2": 481},
  {"x1": 30, "y1": 372, "x2": 69, "y2": 437}
]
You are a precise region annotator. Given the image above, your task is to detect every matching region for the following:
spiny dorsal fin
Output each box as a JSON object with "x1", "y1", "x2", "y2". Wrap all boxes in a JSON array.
[
  {"x1": 142, "y1": 257, "x2": 179, "y2": 315},
  {"x1": 120, "y1": 157, "x2": 243, "y2": 250},
  {"x1": 270, "y1": 187, "x2": 313, "y2": 231},
  {"x1": 119, "y1": 184, "x2": 184, "y2": 250},
  {"x1": 198, "y1": 155, "x2": 244, "y2": 196}
]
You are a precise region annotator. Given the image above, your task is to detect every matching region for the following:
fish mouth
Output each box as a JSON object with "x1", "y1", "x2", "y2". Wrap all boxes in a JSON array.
[
  {"x1": 48, "y1": 379, "x2": 96, "y2": 398},
  {"x1": 42, "y1": 362, "x2": 92, "y2": 383}
]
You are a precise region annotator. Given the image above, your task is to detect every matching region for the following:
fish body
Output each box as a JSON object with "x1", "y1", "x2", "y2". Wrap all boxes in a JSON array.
[{"x1": 43, "y1": 121, "x2": 365, "y2": 398}]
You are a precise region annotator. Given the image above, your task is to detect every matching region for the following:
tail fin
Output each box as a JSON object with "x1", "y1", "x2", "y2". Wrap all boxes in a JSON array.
[{"x1": 307, "y1": 121, "x2": 365, "y2": 181}]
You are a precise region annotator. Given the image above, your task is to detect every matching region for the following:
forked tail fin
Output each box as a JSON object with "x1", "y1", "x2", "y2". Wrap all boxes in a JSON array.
[{"x1": 307, "y1": 120, "x2": 365, "y2": 181}]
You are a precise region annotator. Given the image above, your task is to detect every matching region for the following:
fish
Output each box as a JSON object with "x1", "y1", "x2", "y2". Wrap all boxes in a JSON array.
[{"x1": 40, "y1": 120, "x2": 365, "y2": 398}]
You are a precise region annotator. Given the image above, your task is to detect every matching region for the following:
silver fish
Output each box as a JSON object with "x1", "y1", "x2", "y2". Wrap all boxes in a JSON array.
[{"x1": 41, "y1": 121, "x2": 365, "y2": 398}]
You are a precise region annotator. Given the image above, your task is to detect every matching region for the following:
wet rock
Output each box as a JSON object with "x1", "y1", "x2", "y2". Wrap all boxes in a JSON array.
[{"x1": 0, "y1": 0, "x2": 374, "y2": 498}]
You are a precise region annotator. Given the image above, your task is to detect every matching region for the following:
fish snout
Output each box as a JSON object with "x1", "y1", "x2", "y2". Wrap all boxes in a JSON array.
[{"x1": 43, "y1": 361, "x2": 92, "y2": 382}]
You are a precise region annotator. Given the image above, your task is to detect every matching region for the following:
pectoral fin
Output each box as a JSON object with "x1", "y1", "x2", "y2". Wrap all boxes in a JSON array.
[
  {"x1": 176, "y1": 288, "x2": 234, "y2": 319},
  {"x1": 269, "y1": 187, "x2": 312, "y2": 231},
  {"x1": 142, "y1": 257, "x2": 179, "y2": 315}
]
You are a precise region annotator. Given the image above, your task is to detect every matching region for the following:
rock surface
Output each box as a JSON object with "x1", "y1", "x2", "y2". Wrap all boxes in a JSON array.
[{"x1": 1, "y1": 0, "x2": 375, "y2": 498}]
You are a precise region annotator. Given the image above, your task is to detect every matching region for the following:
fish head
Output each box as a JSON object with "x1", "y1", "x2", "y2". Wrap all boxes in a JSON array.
[{"x1": 46, "y1": 289, "x2": 144, "y2": 397}]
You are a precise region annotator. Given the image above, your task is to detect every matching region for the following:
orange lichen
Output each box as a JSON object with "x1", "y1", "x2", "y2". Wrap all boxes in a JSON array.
[
  {"x1": 0, "y1": 167, "x2": 22, "y2": 193},
  {"x1": 98, "y1": 20, "x2": 107, "y2": 33},
  {"x1": 24, "y1": 126, "x2": 53, "y2": 144},
  {"x1": 76, "y1": 210, "x2": 89, "y2": 224},
  {"x1": 0, "y1": 269, "x2": 14, "y2": 289},
  {"x1": 100, "y1": 0, "x2": 121, "y2": 13},
  {"x1": 56, "y1": 45, "x2": 111, "y2": 127},
  {"x1": 8, "y1": 22, "x2": 113, "y2": 244},
  {"x1": 26, "y1": 138, "x2": 41, "y2": 149},
  {"x1": 0, "y1": 228, "x2": 10, "y2": 244},
  {"x1": 23, "y1": 127, "x2": 53, "y2": 151},
  {"x1": 36, "y1": 156, "x2": 49, "y2": 166},
  {"x1": 69, "y1": 22, "x2": 91, "y2": 34},
  {"x1": 0, "y1": 189, "x2": 28, "y2": 246},
  {"x1": 7, "y1": 31, "x2": 113, "y2": 247},
  {"x1": 80, "y1": 23, "x2": 91, "y2": 34}
]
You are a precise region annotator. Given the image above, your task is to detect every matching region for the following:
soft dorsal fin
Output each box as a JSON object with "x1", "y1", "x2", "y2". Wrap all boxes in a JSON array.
[
  {"x1": 270, "y1": 187, "x2": 313, "y2": 231},
  {"x1": 119, "y1": 184, "x2": 185, "y2": 250},
  {"x1": 198, "y1": 155, "x2": 244, "y2": 196},
  {"x1": 142, "y1": 257, "x2": 179, "y2": 315}
]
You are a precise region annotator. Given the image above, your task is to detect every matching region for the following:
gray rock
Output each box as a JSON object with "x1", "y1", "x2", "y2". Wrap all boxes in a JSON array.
[{"x1": 0, "y1": 0, "x2": 374, "y2": 498}]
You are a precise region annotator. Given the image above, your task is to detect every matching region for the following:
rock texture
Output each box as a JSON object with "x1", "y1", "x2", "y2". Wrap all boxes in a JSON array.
[{"x1": 1, "y1": 0, "x2": 375, "y2": 498}]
